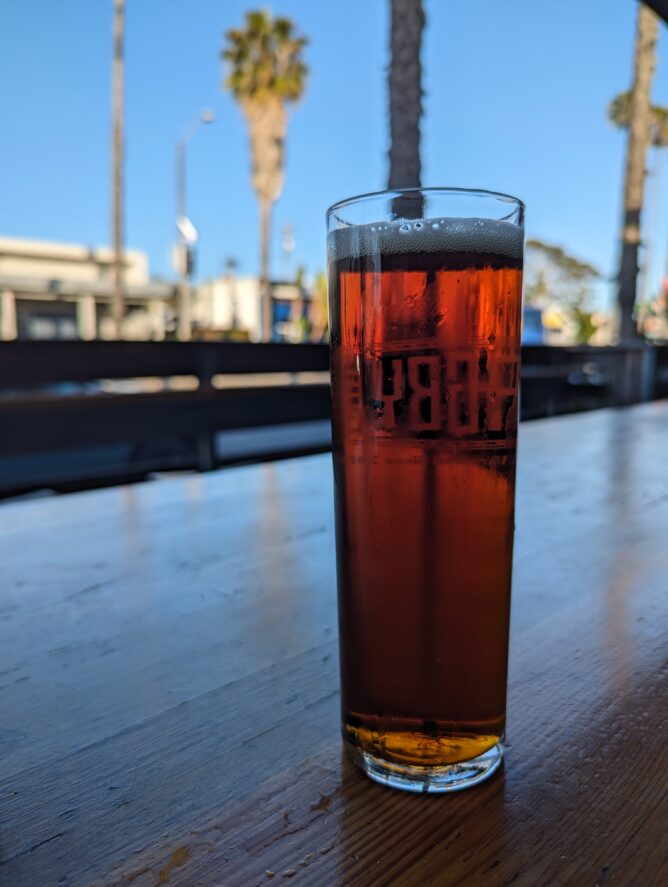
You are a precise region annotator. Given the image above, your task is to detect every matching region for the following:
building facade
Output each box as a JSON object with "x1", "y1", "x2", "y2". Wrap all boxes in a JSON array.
[
  {"x1": 193, "y1": 275, "x2": 313, "y2": 342},
  {"x1": 0, "y1": 237, "x2": 176, "y2": 340}
]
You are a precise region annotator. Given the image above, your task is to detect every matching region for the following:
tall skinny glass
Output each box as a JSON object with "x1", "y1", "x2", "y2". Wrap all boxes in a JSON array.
[{"x1": 327, "y1": 188, "x2": 524, "y2": 792}]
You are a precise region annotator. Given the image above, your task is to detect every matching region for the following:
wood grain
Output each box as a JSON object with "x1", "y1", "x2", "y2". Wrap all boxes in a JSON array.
[{"x1": 1, "y1": 402, "x2": 667, "y2": 885}]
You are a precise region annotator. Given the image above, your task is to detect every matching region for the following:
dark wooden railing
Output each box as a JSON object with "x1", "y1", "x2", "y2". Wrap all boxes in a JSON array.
[
  {"x1": 519, "y1": 343, "x2": 656, "y2": 418},
  {"x1": 0, "y1": 341, "x2": 662, "y2": 496},
  {"x1": 0, "y1": 341, "x2": 330, "y2": 495},
  {"x1": 0, "y1": 340, "x2": 329, "y2": 386}
]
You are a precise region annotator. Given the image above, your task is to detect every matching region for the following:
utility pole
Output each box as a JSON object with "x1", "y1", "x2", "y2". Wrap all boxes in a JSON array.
[{"x1": 111, "y1": 0, "x2": 125, "y2": 338}]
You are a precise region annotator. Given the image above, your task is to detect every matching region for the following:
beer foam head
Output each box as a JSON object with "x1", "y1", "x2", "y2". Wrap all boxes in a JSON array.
[{"x1": 328, "y1": 217, "x2": 523, "y2": 262}]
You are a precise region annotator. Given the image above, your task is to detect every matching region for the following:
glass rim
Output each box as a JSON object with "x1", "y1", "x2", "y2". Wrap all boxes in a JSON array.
[{"x1": 327, "y1": 186, "x2": 525, "y2": 218}]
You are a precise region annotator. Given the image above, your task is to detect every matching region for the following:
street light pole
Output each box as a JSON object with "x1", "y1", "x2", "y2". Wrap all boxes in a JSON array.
[
  {"x1": 175, "y1": 109, "x2": 215, "y2": 342},
  {"x1": 175, "y1": 136, "x2": 189, "y2": 342},
  {"x1": 176, "y1": 141, "x2": 186, "y2": 226}
]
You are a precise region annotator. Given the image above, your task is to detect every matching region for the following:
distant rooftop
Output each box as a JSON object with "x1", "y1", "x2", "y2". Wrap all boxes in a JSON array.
[
  {"x1": 0, "y1": 236, "x2": 146, "y2": 264},
  {"x1": 0, "y1": 235, "x2": 150, "y2": 288}
]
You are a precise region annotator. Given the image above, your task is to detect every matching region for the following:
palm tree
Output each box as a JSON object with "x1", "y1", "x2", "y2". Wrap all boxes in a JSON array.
[
  {"x1": 222, "y1": 12, "x2": 308, "y2": 341},
  {"x1": 613, "y1": 3, "x2": 660, "y2": 340},
  {"x1": 608, "y1": 91, "x2": 668, "y2": 147},
  {"x1": 388, "y1": 0, "x2": 425, "y2": 190},
  {"x1": 609, "y1": 89, "x2": 668, "y2": 305}
]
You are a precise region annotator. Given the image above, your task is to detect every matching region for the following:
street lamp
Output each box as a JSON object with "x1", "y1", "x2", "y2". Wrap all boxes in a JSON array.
[{"x1": 175, "y1": 108, "x2": 215, "y2": 341}]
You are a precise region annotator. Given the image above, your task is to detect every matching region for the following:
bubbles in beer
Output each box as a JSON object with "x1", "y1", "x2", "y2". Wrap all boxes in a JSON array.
[{"x1": 328, "y1": 216, "x2": 523, "y2": 264}]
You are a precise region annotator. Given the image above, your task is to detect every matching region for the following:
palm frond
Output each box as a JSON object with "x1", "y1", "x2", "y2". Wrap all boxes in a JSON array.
[
  {"x1": 222, "y1": 9, "x2": 308, "y2": 103},
  {"x1": 608, "y1": 89, "x2": 668, "y2": 146}
]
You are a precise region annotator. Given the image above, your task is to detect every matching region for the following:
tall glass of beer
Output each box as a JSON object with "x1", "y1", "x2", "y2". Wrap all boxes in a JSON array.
[{"x1": 327, "y1": 188, "x2": 524, "y2": 792}]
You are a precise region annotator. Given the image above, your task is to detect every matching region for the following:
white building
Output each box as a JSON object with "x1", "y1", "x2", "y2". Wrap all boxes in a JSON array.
[
  {"x1": 193, "y1": 274, "x2": 311, "y2": 341},
  {"x1": 0, "y1": 237, "x2": 176, "y2": 340}
]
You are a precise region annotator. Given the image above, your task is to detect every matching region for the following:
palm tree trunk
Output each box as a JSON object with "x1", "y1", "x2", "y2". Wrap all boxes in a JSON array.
[
  {"x1": 260, "y1": 197, "x2": 272, "y2": 340},
  {"x1": 617, "y1": 3, "x2": 659, "y2": 341},
  {"x1": 639, "y1": 145, "x2": 662, "y2": 305},
  {"x1": 111, "y1": 0, "x2": 125, "y2": 339},
  {"x1": 388, "y1": 0, "x2": 425, "y2": 189}
]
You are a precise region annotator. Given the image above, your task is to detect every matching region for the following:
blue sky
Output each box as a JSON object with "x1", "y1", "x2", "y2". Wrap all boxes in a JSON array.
[{"x1": 1, "y1": 1, "x2": 667, "y2": 307}]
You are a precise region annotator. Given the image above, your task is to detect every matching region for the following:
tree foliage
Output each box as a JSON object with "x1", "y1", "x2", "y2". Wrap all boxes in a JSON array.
[
  {"x1": 525, "y1": 239, "x2": 602, "y2": 344},
  {"x1": 525, "y1": 239, "x2": 600, "y2": 305},
  {"x1": 608, "y1": 90, "x2": 668, "y2": 147},
  {"x1": 223, "y1": 12, "x2": 307, "y2": 102}
]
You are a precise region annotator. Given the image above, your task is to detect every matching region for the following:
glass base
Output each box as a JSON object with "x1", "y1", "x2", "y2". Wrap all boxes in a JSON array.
[{"x1": 347, "y1": 737, "x2": 504, "y2": 794}]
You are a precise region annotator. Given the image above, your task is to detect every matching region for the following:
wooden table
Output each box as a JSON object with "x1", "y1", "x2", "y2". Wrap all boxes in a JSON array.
[{"x1": 1, "y1": 403, "x2": 667, "y2": 886}]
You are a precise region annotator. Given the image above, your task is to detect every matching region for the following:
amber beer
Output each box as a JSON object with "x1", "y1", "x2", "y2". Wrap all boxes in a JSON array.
[{"x1": 327, "y1": 192, "x2": 524, "y2": 792}]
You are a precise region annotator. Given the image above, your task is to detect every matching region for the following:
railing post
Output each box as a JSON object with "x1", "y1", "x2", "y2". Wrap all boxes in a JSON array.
[
  {"x1": 639, "y1": 344, "x2": 657, "y2": 402},
  {"x1": 195, "y1": 344, "x2": 217, "y2": 472},
  {"x1": 195, "y1": 432, "x2": 215, "y2": 472},
  {"x1": 614, "y1": 343, "x2": 655, "y2": 406},
  {"x1": 617, "y1": 346, "x2": 634, "y2": 405}
]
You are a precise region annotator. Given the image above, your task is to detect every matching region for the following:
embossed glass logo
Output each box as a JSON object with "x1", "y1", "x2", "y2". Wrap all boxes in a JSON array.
[{"x1": 364, "y1": 350, "x2": 518, "y2": 439}]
